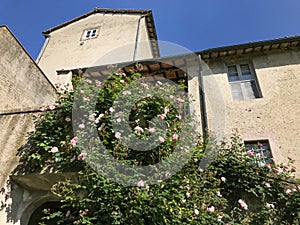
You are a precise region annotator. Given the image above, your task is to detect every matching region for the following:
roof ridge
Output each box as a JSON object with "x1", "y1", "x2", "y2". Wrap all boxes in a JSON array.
[{"x1": 42, "y1": 8, "x2": 153, "y2": 35}]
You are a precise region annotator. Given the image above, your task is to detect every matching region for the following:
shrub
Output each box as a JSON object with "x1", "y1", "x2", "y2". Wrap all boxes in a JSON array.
[{"x1": 20, "y1": 71, "x2": 300, "y2": 224}]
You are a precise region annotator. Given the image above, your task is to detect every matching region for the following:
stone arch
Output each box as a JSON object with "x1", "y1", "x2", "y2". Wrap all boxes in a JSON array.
[
  {"x1": 20, "y1": 195, "x2": 59, "y2": 225},
  {"x1": 10, "y1": 172, "x2": 78, "y2": 224},
  {"x1": 27, "y1": 201, "x2": 63, "y2": 225}
]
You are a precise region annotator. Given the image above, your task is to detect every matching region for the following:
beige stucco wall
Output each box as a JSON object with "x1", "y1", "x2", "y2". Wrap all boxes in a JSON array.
[
  {"x1": 202, "y1": 49, "x2": 300, "y2": 174},
  {"x1": 0, "y1": 26, "x2": 57, "y2": 224},
  {"x1": 0, "y1": 27, "x2": 56, "y2": 112},
  {"x1": 0, "y1": 114, "x2": 37, "y2": 225},
  {"x1": 37, "y1": 13, "x2": 154, "y2": 85},
  {"x1": 187, "y1": 59, "x2": 203, "y2": 133}
]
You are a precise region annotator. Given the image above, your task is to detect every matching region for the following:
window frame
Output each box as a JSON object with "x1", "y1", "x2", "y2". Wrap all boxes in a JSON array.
[
  {"x1": 244, "y1": 140, "x2": 273, "y2": 167},
  {"x1": 81, "y1": 27, "x2": 100, "y2": 41},
  {"x1": 225, "y1": 62, "x2": 262, "y2": 101}
]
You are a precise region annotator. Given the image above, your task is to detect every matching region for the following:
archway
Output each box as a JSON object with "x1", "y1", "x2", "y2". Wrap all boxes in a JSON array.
[{"x1": 27, "y1": 201, "x2": 62, "y2": 225}]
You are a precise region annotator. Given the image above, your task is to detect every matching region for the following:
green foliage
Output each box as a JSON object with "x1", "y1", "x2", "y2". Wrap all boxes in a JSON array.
[{"x1": 20, "y1": 71, "x2": 300, "y2": 224}]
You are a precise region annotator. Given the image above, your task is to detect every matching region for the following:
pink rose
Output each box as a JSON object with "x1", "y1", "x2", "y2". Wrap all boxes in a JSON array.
[
  {"x1": 137, "y1": 179, "x2": 145, "y2": 187},
  {"x1": 78, "y1": 152, "x2": 87, "y2": 160},
  {"x1": 186, "y1": 192, "x2": 191, "y2": 198},
  {"x1": 172, "y1": 134, "x2": 179, "y2": 141},
  {"x1": 88, "y1": 113, "x2": 96, "y2": 121},
  {"x1": 50, "y1": 147, "x2": 59, "y2": 153},
  {"x1": 238, "y1": 199, "x2": 248, "y2": 210},
  {"x1": 66, "y1": 210, "x2": 71, "y2": 217},
  {"x1": 49, "y1": 105, "x2": 55, "y2": 110},
  {"x1": 158, "y1": 114, "x2": 166, "y2": 120},
  {"x1": 164, "y1": 106, "x2": 169, "y2": 115},
  {"x1": 122, "y1": 91, "x2": 131, "y2": 95},
  {"x1": 158, "y1": 136, "x2": 165, "y2": 143},
  {"x1": 141, "y1": 83, "x2": 149, "y2": 89},
  {"x1": 284, "y1": 164, "x2": 289, "y2": 170},
  {"x1": 32, "y1": 113, "x2": 40, "y2": 118},
  {"x1": 246, "y1": 150, "x2": 254, "y2": 156},
  {"x1": 176, "y1": 98, "x2": 184, "y2": 103},
  {"x1": 95, "y1": 80, "x2": 102, "y2": 87},
  {"x1": 39, "y1": 106, "x2": 46, "y2": 112},
  {"x1": 148, "y1": 127, "x2": 156, "y2": 133},
  {"x1": 115, "y1": 132, "x2": 121, "y2": 139},
  {"x1": 70, "y1": 137, "x2": 78, "y2": 146},
  {"x1": 206, "y1": 206, "x2": 215, "y2": 213},
  {"x1": 176, "y1": 115, "x2": 182, "y2": 120},
  {"x1": 134, "y1": 126, "x2": 144, "y2": 135}
]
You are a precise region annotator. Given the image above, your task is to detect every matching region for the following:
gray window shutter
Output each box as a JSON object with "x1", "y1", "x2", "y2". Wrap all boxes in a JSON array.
[{"x1": 230, "y1": 83, "x2": 244, "y2": 101}]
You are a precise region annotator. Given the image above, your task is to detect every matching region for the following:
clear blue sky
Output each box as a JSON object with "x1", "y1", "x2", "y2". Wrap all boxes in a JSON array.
[{"x1": 1, "y1": 0, "x2": 300, "y2": 59}]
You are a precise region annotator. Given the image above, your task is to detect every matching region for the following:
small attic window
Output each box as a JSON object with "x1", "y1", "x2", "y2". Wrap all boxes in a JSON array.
[{"x1": 81, "y1": 28, "x2": 99, "y2": 40}]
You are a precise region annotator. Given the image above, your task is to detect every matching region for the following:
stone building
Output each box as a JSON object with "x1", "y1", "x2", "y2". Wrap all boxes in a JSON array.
[
  {"x1": 36, "y1": 8, "x2": 159, "y2": 86},
  {"x1": 0, "y1": 25, "x2": 56, "y2": 224},
  {"x1": 200, "y1": 39, "x2": 300, "y2": 170},
  {"x1": 0, "y1": 7, "x2": 300, "y2": 224}
]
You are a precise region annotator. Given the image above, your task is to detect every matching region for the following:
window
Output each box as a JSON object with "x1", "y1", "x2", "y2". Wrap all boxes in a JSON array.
[
  {"x1": 226, "y1": 63, "x2": 261, "y2": 101},
  {"x1": 81, "y1": 28, "x2": 99, "y2": 40},
  {"x1": 244, "y1": 140, "x2": 272, "y2": 167}
]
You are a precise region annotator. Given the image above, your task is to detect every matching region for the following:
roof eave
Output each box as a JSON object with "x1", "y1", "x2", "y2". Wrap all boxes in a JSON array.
[
  {"x1": 199, "y1": 36, "x2": 300, "y2": 60},
  {"x1": 42, "y1": 8, "x2": 153, "y2": 35}
]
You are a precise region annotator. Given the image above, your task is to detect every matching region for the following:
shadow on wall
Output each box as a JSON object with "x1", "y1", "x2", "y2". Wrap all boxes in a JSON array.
[{"x1": 0, "y1": 139, "x2": 78, "y2": 225}]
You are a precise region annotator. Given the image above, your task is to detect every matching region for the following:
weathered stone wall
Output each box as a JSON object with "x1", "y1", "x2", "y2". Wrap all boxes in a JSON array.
[
  {"x1": 0, "y1": 113, "x2": 37, "y2": 225},
  {"x1": 0, "y1": 26, "x2": 56, "y2": 224},
  {"x1": 202, "y1": 49, "x2": 300, "y2": 174},
  {"x1": 0, "y1": 26, "x2": 56, "y2": 112},
  {"x1": 37, "y1": 13, "x2": 154, "y2": 85}
]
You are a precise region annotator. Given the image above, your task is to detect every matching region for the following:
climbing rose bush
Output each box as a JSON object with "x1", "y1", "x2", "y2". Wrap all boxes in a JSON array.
[{"x1": 19, "y1": 71, "x2": 300, "y2": 224}]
